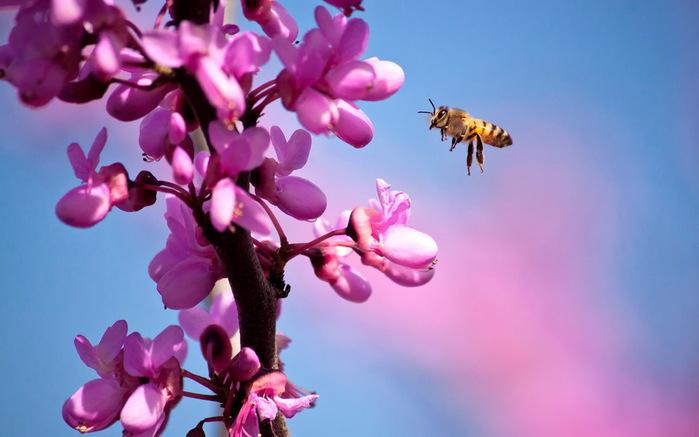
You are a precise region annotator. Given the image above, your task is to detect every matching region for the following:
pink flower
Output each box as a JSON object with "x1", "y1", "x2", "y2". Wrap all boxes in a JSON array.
[
  {"x1": 120, "y1": 326, "x2": 186, "y2": 436},
  {"x1": 310, "y1": 212, "x2": 372, "y2": 303},
  {"x1": 107, "y1": 73, "x2": 176, "y2": 122},
  {"x1": 229, "y1": 371, "x2": 318, "y2": 437},
  {"x1": 204, "y1": 122, "x2": 274, "y2": 234},
  {"x1": 149, "y1": 197, "x2": 226, "y2": 310},
  {"x1": 253, "y1": 126, "x2": 327, "y2": 220},
  {"x1": 271, "y1": 7, "x2": 404, "y2": 147},
  {"x1": 56, "y1": 128, "x2": 134, "y2": 228},
  {"x1": 63, "y1": 320, "x2": 139, "y2": 434},
  {"x1": 142, "y1": 21, "x2": 247, "y2": 124}
]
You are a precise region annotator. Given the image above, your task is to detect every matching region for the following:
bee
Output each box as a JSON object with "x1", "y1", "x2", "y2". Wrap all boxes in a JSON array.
[{"x1": 419, "y1": 99, "x2": 513, "y2": 175}]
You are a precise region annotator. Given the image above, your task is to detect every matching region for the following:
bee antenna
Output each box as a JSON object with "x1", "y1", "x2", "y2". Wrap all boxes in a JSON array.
[
  {"x1": 428, "y1": 98, "x2": 436, "y2": 112},
  {"x1": 417, "y1": 111, "x2": 432, "y2": 114}
]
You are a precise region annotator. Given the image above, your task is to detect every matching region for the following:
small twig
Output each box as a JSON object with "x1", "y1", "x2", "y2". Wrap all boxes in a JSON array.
[
  {"x1": 182, "y1": 369, "x2": 225, "y2": 394},
  {"x1": 284, "y1": 228, "x2": 347, "y2": 261},
  {"x1": 182, "y1": 391, "x2": 222, "y2": 402},
  {"x1": 251, "y1": 194, "x2": 288, "y2": 246}
]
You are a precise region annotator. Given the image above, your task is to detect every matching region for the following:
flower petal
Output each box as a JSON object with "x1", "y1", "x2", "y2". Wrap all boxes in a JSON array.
[
  {"x1": 158, "y1": 257, "x2": 217, "y2": 310},
  {"x1": 210, "y1": 291, "x2": 239, "y2": 336},
  {"x1": 142, "y1": 30, "x2": 184, "y2": 68},
  {"x1": 62, "y1": 378, "x2": 126, "y2": 433},
  {"x1": 274, "y1": 394, "x2": 319, "y2": 418},
  {"x1": 383, "y1": 262, "x2": 436, "y2": 287},
  {"x1": 380, "y1": 225, "x2": 438, "y2": 269},
  {"x1": 55, "y1": 183, "x2": 112, "y2": 228},
  {"x1": 295, "y1": 88, "x2": 338, "y2": 134},
  {"x1": 332, "y1": 99, "x2": 373, "y2": 148},
  {"x1": 274, "y1": 176, "x2": 327, "y2": 220},
  {"x1": 231, "y1": 187, "x2": 273, "y2": 235},
  {"x1": 120, "y1": 383, "x2": 165, "y2": 433},
  {"x1": 178, "y1": 307, "x2": 213, "y2": 340},
  {"x1": 331, "y1": 264, "x2": 372, "y2": 303},
  {"x1": 96, "y1": 319, "x2": 128, "y2": 364},
  {"x1": 210, "y1": 178, "x2": 236, "y2": 232},
  {"x1": 152, "y1": 325, "x2": 187, "y2": 368}
]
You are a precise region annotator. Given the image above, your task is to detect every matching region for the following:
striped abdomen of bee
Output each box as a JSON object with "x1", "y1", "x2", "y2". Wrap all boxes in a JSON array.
[{"x1": 469, "y1": 119, "x2": 513, "y2": 148}]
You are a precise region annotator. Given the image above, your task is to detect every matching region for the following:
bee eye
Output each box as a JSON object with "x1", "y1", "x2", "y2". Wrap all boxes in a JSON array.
[{"x1": 438, "y1": 110, "x2": 447, "y2": 117}]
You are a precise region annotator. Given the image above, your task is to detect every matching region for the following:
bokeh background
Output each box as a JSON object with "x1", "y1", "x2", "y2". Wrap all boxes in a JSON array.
[{"x1": 1, "y1": 0, "x2": 698, "y2": 436}]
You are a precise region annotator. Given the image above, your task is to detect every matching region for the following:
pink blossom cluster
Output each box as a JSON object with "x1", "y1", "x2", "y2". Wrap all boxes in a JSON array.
[{"x1": 0, "y1": 0, "x2": 436, "y2": 435}]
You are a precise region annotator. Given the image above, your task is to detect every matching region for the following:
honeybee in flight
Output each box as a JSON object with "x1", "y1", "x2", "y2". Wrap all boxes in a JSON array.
[{"x1": 419, "y1": 99, "x2": 513, "y2": 175}]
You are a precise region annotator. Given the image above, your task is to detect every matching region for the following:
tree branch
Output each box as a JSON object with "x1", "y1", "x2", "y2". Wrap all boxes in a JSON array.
[{"x1": 173, "y1": 1, "x2": 289, "y2": 435}]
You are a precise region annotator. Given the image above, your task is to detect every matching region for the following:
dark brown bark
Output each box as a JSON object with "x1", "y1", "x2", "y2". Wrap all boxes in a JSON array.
[{"x1": 173, "y1": 1, "x2": 289, "y2": 435}]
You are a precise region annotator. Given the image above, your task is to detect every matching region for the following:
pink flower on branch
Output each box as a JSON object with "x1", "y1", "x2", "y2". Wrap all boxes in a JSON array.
[{"x1": 63, "y1": 322, "x2": 187, "y2": 437}]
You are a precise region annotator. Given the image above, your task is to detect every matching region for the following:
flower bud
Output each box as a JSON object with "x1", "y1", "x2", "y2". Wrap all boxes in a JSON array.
[{"x1": 200, "y1": 325, "x2": 232, "y2": 373}]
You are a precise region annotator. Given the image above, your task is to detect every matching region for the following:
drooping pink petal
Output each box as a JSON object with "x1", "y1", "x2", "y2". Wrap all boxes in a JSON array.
[
  {"x1": 331, "y1": 264, "x2": 371, "y2": 302},
  {"x1": 158, "y1": 257, "x2": 217, "y2": 310},
  {"x1": 168, "y1": 111, "x2": 187, "y2": 144},
  {"x1": 152, "y1": 325, "x2": 186, "y2": 369},
  {"x1": 332, "y1": 99, "x2": 373, "y2": 147},
  {"x1": 171, "y1": 146, "x2": 194, "y2": 185},
  {"x1": 62, "y1": 378, "x2": 126, "y2": 433},
  {"x1": 194, "y1": 151, "x2": 210, "y2": 178},
  {"x1": 295, "y1": 88, "x2": 338, "y2": 134},
  {"x1": 210, "y1": 178, "x2": 236, "y2": 232},
  {"x1": 120, "y1": 383, "x2": 165, "y2": 433},
  {"x1": 380, "y1": 225, "x2": 438, "y2": 269},
  {"x1": 383, "y1": 262, "x2": 435, "y2": 287},
  {"x1": 274, "y1": 394, "x2": 319, "y2": 418},
  {"x1": 148, "y1": 248, "x2": 179, "y2": 283},
  {"x1": 55, "y1": 183, "x2": 112, "y2": 228},
  {"x1": 362, "y1": 57, "x2": 404, "y2": 101},
  {"x1": 139, "y1": 108, "x2": 172, "y2": 160},
  {"x1": 274, "y1": 176, "x2": 327, "y2": 221},
  {"x1": 142, "y1": 30, "x2": 184, "y2": 68},
  {"x1": 107, "y1": 78, "x2": 173, "y2": 122},
  {"x1": 325, "y1": 60, "x2": 375, "y2": 100}
]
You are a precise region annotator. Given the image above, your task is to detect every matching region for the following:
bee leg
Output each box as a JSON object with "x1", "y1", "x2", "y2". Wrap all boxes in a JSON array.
[
  {"x1": 441, "y1": 128, "x2": 447, "y2": 141},
  {"x1": 466, "y1": 141, "x2": 474, "y2": 176},
  {"x1": 450, "y1": 136, "x2": 462, "y2": 152},
  {"x1": 475, "y1": 134, "x2": 484, "y2": 174}
]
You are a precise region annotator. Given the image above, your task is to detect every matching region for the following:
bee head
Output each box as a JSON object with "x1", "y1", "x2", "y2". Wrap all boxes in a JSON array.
[
  {"x1": 418, "y1": 99, "x2": 449, "y2": 130},
  {"x1": 431, "y1": 106, "x2": 449, "y2": 129}
]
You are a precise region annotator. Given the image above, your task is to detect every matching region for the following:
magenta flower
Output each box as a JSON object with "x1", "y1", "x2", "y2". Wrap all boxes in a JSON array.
[
  {"x1": 253, "y1": 126, "x2": 327, "y2": 220},
  {"x1": 311, "y1": 212, "x2": 372, "y2": 302},
  {"x1": 120, "y1": 326, "x2": 187, "y2": 436},
  {"x1": 55, "y1": 128, "x2": 133, "y2": 228},
  {"x1": 107, "y1": 72, "x2": 176, "y2": 122},
  {"x1": 229, "y1": 370, "x2": 318, "y2": 437},
  {"x1": 63, "y1": 320, "x2": 138, "y2": 434},
  {"x1": 271, "y1": 6, "x2": 404, "y2": 147},
  {"x1": 149, "y1": 196, "x2": 226, "y2": 310},
  {"x1": 142, "y1": 21, "x2": 248, "y2": 124},
  {"x1": 347, "y1": 179, "x2": 437, "y2": 286},
  {"x1": 204, "y1": 122, "x2": 273, "y2": 234}
]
